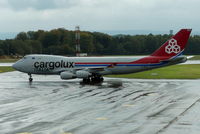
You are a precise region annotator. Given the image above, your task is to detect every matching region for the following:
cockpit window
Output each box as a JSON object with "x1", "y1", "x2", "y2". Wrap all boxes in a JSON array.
[
  {"x1": 23, "y1": 57, "x2": 27, "y2": 59},
  {"x1": 32, "y1": 57, "x2": 35, "y2": 59}
]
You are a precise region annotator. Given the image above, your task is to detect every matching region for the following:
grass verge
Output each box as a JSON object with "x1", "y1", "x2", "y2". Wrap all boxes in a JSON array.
[
  {"x1": 0, "y1": 59, "x2": 18, "y2": 63},
  {"x1": 0, "y1": 56, "x2": 19, "y2": 63},
  {"x1": 107, "y1": 64, "x2": 200, "y2": 79},
  {"x1": 0, "y1": 66, "x2": 15, "y2": 73},
  {"x1": 189, "y1": 55, "x2": 200, "y2": 60}
]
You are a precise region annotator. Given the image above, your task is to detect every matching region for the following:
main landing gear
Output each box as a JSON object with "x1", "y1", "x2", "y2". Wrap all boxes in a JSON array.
[
  {"x1": 28, "y1": 73, "x2": 33, "y2": 82},
  {"x1": 82, "y1": 75, "x2": 104, "y2": 84}
]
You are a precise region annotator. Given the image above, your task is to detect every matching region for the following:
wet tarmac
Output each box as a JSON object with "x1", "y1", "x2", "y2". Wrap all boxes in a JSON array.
[{"x1": 0, "y1": 72, "x2": 200, "y2": 134}]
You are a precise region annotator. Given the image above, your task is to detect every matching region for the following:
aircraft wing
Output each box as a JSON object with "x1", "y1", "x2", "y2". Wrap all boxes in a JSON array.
[
  {"x1": 73, "y1": 63, "x2": 117, "y2": 74},
  {"x1": 160, "y1": 56, "x2": 187, "y2": 65},
  {"x1": 187, "y1": 56, "x2": 194, "y2": 59}
]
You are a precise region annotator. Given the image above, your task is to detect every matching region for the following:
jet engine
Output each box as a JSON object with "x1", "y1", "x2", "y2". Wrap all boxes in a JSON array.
[
  {"x1": 76, "y1": 70, "x2": 91, "y2": 78},
  {"x1": 60, "y1": 71, "x2": 76, "y2": 79}
]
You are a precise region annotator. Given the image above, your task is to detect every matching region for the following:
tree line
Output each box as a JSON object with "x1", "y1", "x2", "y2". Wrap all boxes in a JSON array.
[{"x1": 0, "y1": 28, "x2": 199, "y2": 56}]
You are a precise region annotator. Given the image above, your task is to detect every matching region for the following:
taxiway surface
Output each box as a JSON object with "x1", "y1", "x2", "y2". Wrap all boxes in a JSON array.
[{"x1": 0, "y1": 72, "x2": 200, "y2": 134}]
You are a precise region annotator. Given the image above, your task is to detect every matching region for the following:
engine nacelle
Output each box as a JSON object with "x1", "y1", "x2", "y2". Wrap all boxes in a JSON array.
[
  {"x1": 76, "y1": 70, "x2": 91, "y2": 78},
  {"x1": 60, "y1": 71, "x2": 76, "y2": 80}
]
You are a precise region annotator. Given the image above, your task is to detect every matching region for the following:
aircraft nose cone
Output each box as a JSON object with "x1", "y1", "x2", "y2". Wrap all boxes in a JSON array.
[{"x1": 12, "y1": 62, "x2": 20, "y2": 71}]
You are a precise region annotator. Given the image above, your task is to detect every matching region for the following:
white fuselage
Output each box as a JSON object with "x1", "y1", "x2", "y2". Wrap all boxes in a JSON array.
[{"x1": 13, "y1": 54, "x2": 186, "y2": 77}]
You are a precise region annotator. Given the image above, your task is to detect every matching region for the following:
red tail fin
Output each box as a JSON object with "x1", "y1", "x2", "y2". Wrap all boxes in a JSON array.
[{"x1": 151, "y1": 29, "x2": 192, "y2": 57}]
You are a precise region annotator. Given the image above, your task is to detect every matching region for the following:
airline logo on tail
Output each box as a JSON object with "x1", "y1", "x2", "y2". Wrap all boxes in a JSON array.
[{"x1": 165, "y1": 38, "x2": 181, "y2": 54}]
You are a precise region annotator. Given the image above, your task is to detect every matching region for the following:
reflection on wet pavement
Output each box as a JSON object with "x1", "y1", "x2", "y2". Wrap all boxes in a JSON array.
[{"x1": 0, "y1": 72, "x2": 200, "y2": 134}]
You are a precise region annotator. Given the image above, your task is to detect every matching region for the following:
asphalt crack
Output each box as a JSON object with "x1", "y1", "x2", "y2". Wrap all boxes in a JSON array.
[{"x1": 156, "y1": 98, "x2": 200, "y2": 134}]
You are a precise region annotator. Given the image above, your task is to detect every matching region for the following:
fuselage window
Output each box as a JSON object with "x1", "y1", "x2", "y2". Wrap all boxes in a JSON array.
[{"x1": 32, "y1": 57, "x2": 35, "y2": 59}]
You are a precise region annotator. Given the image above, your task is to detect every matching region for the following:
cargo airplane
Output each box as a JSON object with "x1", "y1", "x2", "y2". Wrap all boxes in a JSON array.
[{"x1": 12, "y1": 29, "x2": 192, "y2": 83}]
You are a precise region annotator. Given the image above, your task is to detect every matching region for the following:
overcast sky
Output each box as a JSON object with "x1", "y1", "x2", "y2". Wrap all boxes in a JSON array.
[{"x1": 0, "y1": 0, "x2": 199, "y2": 33}]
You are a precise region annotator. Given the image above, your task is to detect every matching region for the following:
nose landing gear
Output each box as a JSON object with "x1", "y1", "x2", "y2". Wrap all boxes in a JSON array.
[{"x1": 28, "y1": 74, "x2": 33, "y2": 82}]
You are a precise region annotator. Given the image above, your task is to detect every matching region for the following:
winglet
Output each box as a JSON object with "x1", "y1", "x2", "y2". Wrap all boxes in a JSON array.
[{"x1": 151, "y1": 29, "x2": 192, "y2": 57}]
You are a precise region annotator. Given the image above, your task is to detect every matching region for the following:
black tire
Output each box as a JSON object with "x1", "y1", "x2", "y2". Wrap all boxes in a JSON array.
[
  {"x1": 83, "y1": 78, "x2": 87, "y2": 83},
  {"x1": 83, "y1": 78, "x2": 90, "y2": 83},
  {"x1": 91, "y1": 77, "x2": 96, "y2": 82},
  {"x1": 29, "y1": 78, "x2": 33, "y2": 82}
]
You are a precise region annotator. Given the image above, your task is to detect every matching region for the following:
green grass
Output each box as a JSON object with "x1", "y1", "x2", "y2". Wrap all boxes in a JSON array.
[
  {"x1": 108, "y1": 64, "x2": 200, "y2": 79},
  {"x1": 190, "y1": 55, "x2": 200, "y2": 60},
  {"x1": 0, "y1": 59, "x2": 18, "y2": 63},
  {"x1": 0, "y1": 55, "x2": 19, "y2": 63},
  {"x1": 0, "y1": 66, "x2": 15, "y2": 73}
]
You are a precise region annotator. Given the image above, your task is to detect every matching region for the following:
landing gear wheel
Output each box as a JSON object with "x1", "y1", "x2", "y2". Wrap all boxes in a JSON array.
[
  {"x1": 29, "y1": 78, "x2": 33, "y2": 82},
  {"x1": 91, "y1": 75, "x2": 104, "y2": 83},
  {"x1": 100, "y1": 77, "x2": 104, "y2": 82},
  {"x1": 83, "y1": 78, "x2": 90, "y2": 83},
  {"x1": 81, "y1": 75, "x2": 104, "y2": 84}
]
